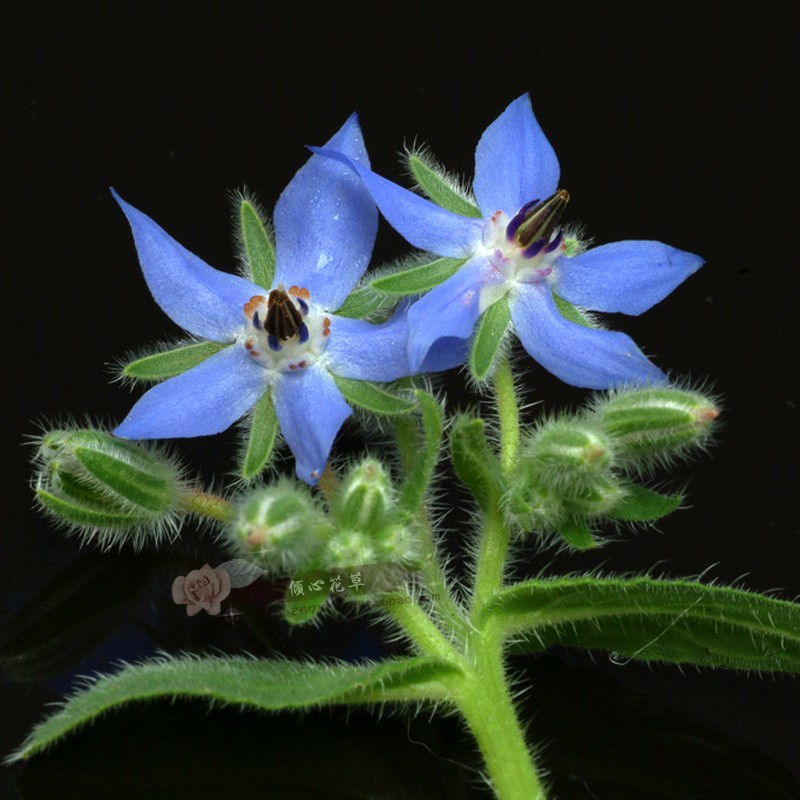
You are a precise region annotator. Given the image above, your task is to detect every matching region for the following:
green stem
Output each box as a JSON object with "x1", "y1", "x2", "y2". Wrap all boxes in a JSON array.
[
  {"x1": 178, "y1": 489, "x2": 234, "y2": 522},
  {"x1": 470, "y1": 504, "x2": 512, "y2": 622},
  {"x1": 455, "y1": 630, "x2": 547, "y2": 799},
  {"x1": 385, "y1": 593, "x2": 461, "y2": 664},
  {"x1": 494, "y1": 355, "x2": 520, "y2": 477},
  {"x1": 387, "y1": 594, "x2": 547, "y2": 799},
  {"x1": 470, "y1": 356, "x2": 519, "y2": 620},
  {"x1": 413, "y1": 515, "x2": 463, "y2": 621}
]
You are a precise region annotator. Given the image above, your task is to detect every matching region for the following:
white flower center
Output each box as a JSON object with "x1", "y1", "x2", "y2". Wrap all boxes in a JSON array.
[{"x1": 240, "y1": 284, "x2": 330, "y2": 372}]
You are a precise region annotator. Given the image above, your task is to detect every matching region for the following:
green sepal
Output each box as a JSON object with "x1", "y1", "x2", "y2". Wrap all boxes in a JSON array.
[
  {"x1": 399, "y1": 390, "x2": 444, "y2": 513},
  {"x1": 406, "y1": 152, "x2": 482, "y2": 218},
  {"x1": 609, "y1": 484, "x2": 683, "y2": 521},
  {"x1": 240, "y1": 392, "x2": 278, "y2": 481},
  {"x1": 370, "y1": 257, "x2": 466, "y2": 296},
  {"x1": 469, "y1": 295, "x2": 511, "y2": 382},
  {"x1": 332, "y1": 375, "x2": 416, "y2": 415},
  {"x1": 239, "y1": 199, "x2": 276, "y2": 288},
  {"x1": 449, "y1": 416, "x2": 504, "y2": 511},
  {"x1": 72, "y1": 440, "x2": 175, "y2": 513},
  {"x1": 36, "y1": 486, "x2": 151, "y2": 529},
  {"x1": 335, "y1": 285, "x2": 393, "y2": 319},
  {"x1": 557, "y1": 520, "x2": 596, "y2": 550},
  {"x1": 483, "y1": 576, "x2": 800, "y2": 673},
  {"x1": 284, "y1": 582, "x2": 329, "y2": 625},
  {"x1": 122, "y1": 341, "x2": 229, "y2": 382},
  {"x1": 552, "y1": 292, "x2": 595, "y2": 329},
  {"x1": 9, "y1": 654, "x2": 461, "y2": 762}
]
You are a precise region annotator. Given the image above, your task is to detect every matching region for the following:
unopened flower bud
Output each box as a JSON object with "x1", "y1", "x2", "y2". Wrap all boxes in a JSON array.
[
  {"x1": 595, "y1": 388, "x2": 719, "y2": 466},
  {"x1": 524, "y1": 420, "x2": 613, "y2": 495},
  {"x1": 33, "y1": 427, "x2": 185, "y2": 540},
  {"x1": 324, "y1": 528, "x2": 378, "y2": 569},
  {"x1": 228, "y1": 480, "x2": 331, "y2": 574},
  {"x1": 333, "y1": 459, "x2": 395, "y2": 533},
  {"x1": 507, "y1": 419, "x2": 622, "y2": 541}
]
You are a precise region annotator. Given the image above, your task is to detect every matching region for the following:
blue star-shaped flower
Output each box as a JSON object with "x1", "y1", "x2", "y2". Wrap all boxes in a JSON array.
[
  {"x1": 112, "y1": 115, "x2": 447, "y2": 484},
  {"x1": 314, "y1": 95, "x2": 704, "y2": 388}
]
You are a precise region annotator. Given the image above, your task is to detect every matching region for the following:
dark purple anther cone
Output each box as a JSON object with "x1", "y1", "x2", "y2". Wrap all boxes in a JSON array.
[
  {"x1": 506, "y1": 199, "x2": 541, "y2": 242},
  {"x1": 515, "y1": 189, "x2": 570, "y2": 248}
]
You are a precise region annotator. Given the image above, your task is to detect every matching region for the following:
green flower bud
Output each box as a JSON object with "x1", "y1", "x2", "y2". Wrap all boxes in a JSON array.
[
  {"x1": 228, "y1": 480, "x2": 331, "y2": 574},
  {"x1": 524, "y1": 420, "x2": 613, "y2": 495},
  {"x1": 33, "y1": 427, "x2": 186, "y2": 545},
  {"x1": 333, "y1": 459, "x2": 395, "y2": 533},
  {"x1": 324, "y1": 528, "x2": 379, "y2": 569},
  {"x1": 506, "y1": 419, "x2": 622, "y2": 543},
  {"x1": 594, "y1": 387, "x2": 719, "y2": 467}
]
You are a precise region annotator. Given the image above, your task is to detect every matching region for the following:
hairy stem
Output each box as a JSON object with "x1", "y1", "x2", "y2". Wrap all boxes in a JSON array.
[
  {"x1": 178, "y1": 489, "x2": 234, "y2": 522},
  {"x1": 494, "y1": 355, "x2": 520, "y2": 477},
  {"x1": 455, "y1": 630, "x2": 547, "y2": 799}
]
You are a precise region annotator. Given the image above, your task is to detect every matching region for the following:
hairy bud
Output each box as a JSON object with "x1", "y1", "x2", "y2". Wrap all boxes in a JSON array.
[
  {"x1": 507, "y1": 418, "x2": 623, "y2": 544},
  {"x1": 333, "y1": 459, "x2": 395, "y2": 533},
  {"x1": 33, "y1": 427, "x2": 186, "y2": 545},
  {"x1": 228, "y1": 480, "x2": 331, "y2": 574},
  {"x1": 594, "y1": 387, "x2": 719, "y2": 468}
]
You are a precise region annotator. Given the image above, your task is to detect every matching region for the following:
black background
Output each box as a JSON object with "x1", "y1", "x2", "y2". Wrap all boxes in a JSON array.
[{"x1": 2, "y1": 3, "x2": 799, "y2": 798}]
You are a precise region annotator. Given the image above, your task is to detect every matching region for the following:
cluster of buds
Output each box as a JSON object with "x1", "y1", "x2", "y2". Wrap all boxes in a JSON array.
[
  {"x1": 506, "y1": 387, "x2": 719, "y2": 548},
  {"x1": 227, "y1": 458, "x2": 417, "y2": 584}
]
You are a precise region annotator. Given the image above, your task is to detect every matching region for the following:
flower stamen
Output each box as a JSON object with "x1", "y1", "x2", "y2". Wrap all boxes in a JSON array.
[
  {"x1": 513, "y1": 189, "x2": 570, "y2": 248},
  {"x1": 241, "y1": 285, "x2": 330, "y2": 372}
]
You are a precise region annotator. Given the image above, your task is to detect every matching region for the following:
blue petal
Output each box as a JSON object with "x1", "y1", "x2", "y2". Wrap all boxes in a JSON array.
[
  {"x1": 272, "y1": 365, "x2": 352, "y2": 484},
  {"x1": 473, "y1": 94, "x2": 560, "y2": 218},
  {"x1": 273, "y1": 115, "x2": 377, "y2": 311},
  {"x1": 554, "y1": 241, "x2": 704, "y2": 315},
  {"x1": 112, "y1": 189, "x2": 260, "y2": 341},
  {"x1": 510, "y1": 284, "x2": 667, "y2": 389},
  {"x1": 407, "y1": 255, "x2": 501, "y2": 372},
  {"x1": 309, "y1": 147, "x2": 482, "y2": 258},
  {"x1": 114, "y1": 345, "x2": 265, "y2": 439},
  {"x1": 326, "y1": 310, "x2": 410, "y2": 382},
  {"x1": 327, "y1": 302, "x2": 466, "y2": 381}
]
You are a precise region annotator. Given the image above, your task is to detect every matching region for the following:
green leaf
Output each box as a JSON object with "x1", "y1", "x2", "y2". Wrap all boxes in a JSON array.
[
  {"x1": 332, "y1": 375, "x2": 416, "y2": 415},
  {"x1": 122, "y1": 341, "x2": 229, "y2": 382},
  {"x1": 240, "y1": 392, "x2": 278, "y2": 480},
  {"x1": 370, "y1": 257, "x2": 466, "y2": 296},
  {"x1": 552, "y1": 292, "x2": 595, "y2": 329},
  {"x1": 239, "y1": 199, "x2": 276, "y2": 288},
  {"x1": 9, "y1": 654, "x2": 461, "y2": 762},
  {"x1": 335, "y1": 285, "x2": 392, "y2": 319},
  {"x1": 449, "y1": 416, "x2": 504, "y2": 511},
  {"x1": 483, "y1": 576, "x2": 800, "y2": 673},
  {"x1": 609, "y1": 485, "x2": 683, "y2": 521},
  {"x1": 407, "y1": 153, "x2": 482, "y2": 218},
  {"x1": 469, "y1": 296, "x2": 511, "y2": 381},
  {"x1": 557, "y1": 520, "x2": 596, "y2": 550},
  {"x1": 399, "y1": 390, "x2": 444, "y2": 513}
]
